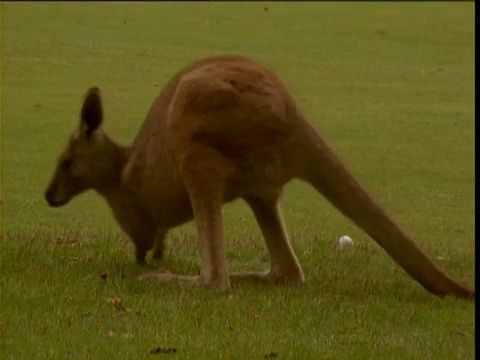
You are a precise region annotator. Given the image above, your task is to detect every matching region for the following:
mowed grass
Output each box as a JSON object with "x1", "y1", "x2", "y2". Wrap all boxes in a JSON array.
[{"x1": 1, "y1": 2, "x2": 475, "y2": 359}]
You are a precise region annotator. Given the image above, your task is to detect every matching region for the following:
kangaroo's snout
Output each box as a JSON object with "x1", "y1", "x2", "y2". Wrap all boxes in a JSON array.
[
  {"x1": 45, "y1": 188, "x2": 56, "y2": 206},
  {"x1": 45, "y1": 188, "x2": 67, "y2": 207}
]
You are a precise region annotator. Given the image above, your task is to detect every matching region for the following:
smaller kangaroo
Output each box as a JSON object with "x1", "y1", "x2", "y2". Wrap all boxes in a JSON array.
[{"x1": 45, "y1": 54, "x2": 474, "y2": 300}]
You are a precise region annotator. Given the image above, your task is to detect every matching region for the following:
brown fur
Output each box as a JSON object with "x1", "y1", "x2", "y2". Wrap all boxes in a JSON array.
[{"x1": 45, "y1": 54, "x2": 474, "y2": 299}]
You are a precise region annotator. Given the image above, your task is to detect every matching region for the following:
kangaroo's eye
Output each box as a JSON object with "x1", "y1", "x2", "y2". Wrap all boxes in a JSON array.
[{"x1": 60, "y1": 158, "x2": 73, "y2": 170}]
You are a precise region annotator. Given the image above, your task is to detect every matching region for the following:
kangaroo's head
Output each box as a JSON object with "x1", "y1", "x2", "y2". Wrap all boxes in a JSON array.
[{"x1": 45, "y1": 87, "x2": 126, "y2": 207}]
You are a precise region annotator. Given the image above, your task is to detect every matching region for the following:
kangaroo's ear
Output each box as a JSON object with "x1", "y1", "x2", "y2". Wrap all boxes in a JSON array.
[{"x1": 80, "y1": 87, "x2": 103, "y2": 137}]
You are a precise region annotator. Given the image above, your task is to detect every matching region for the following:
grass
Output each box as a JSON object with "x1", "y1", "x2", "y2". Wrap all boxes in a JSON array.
[{"x1": 1, "y1": 2, "x2": 475, "y2": 359}]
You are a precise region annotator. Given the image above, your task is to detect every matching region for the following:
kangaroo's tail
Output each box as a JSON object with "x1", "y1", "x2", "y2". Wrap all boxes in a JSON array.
[{"x1": 297, "y1": 121, "x2": 474, "y2": 300}]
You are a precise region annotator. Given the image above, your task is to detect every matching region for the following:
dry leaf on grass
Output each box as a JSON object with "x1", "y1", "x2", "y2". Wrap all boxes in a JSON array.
[
  {"x1": 107, "y1": 297, "x2": 131, "y2": 312},
  {"x1": 264, "y1": 352, "x2": 278, "y2": 359},
  {"x1": 149, "y1": 346, "x2": 177, "y2": 355}
]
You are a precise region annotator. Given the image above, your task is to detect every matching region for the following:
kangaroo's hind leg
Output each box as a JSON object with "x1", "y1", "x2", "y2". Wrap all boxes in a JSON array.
[
  {"x1": 231, "y1": 193, "x2": 305, "y2": 284},
  {"x1": 180, "y1": 146, "x2": 234, "y2": 289},
  {"x1": 137, "y1": 146, "x2": 232, "y2": 289}
]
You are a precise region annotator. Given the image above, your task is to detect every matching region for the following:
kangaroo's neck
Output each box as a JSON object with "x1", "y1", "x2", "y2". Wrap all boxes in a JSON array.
[
  {"x1": 92, "y1": 135, "x2": 133, "y2": 205},
  {"x1": 95, "y1": 141, "x2": 152, "y2": 235}
]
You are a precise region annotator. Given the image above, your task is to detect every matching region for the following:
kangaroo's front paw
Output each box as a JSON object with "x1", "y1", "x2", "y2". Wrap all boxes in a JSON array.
[
  {"x1": 152, "y1": 249, "x2": 163, "y2": 260},
  {"x1": 135, "y1": 247, "x2": 148, "y2": 265}
]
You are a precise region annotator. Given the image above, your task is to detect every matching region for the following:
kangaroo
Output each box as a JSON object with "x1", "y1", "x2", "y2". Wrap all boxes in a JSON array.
[{"x1": 45, "y1": 54, "x2": 474, "y2": 300}]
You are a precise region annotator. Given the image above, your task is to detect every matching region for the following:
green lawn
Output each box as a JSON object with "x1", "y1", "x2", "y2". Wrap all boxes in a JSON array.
[{"x1": 1, "y1": 2, "x2": 475, "y2": 359}]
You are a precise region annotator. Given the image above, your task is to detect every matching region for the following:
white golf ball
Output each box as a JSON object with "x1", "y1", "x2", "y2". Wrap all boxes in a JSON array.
[{"x1": 338, "y1": 235, "x2": 353, "y2": 249}]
